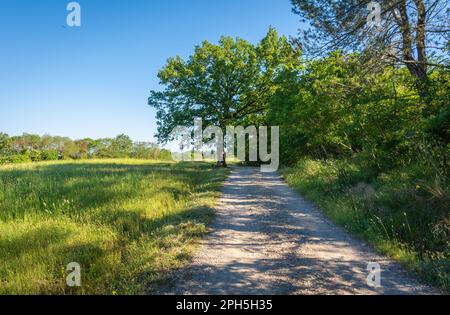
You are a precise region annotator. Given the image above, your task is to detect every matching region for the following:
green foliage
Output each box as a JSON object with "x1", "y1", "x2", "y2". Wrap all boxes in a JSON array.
[
  {"x1": 269, "y1": 52, "x2": 362, "y2": 161},
  {"x1": 130, "y1": 142, "x2": 160, "y2": 160},
  {"x1": 159, "y1": 149, "x2": 173, "y2": 161},
  {"x1": 0, "y1": 153, "x2": 31, "y2": 164},
  {"x1": 269, "y1": 51, "x2": 449, "y2": 170},
  {"x1": 110, "y1": 134, "x2": 133, "y2": 158},
  {"x1": 149, "y1": 27, "x2": 301, "y2": 146},
  {"x1": 0, "y1": 160, "x2": 227, "y2": 294},
  {"x1": 28, "y1": 149, "x2": 42, "y2": 162},
  {"x1": 0, "y1": 133, "x2": 172, "y2": 165},
  {"x1": 0, "y1": 133, "x2": 10, "y2": 152},
  {"x1": 40, "y1": 150, "x2": 59, "y2": 161},
  {"x1": 426, "y1": 70, "x2": 450, "y2": 144}
]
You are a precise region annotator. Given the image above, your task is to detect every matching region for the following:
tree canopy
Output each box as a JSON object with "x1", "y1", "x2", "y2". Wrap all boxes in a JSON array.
[{"x1": 148, "y1": 27, "x2": 302, "y2": 144}]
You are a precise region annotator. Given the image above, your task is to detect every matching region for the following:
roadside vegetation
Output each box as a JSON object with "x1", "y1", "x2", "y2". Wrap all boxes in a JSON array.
[
  {"x1": 282, "y1": 158, "x2": 449, "y2": 291},
  {"x1": 0, "y1": 160, "x2": 226, "y2": 294}
]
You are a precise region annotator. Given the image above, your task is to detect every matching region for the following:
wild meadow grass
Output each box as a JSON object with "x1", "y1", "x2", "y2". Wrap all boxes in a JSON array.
[
  {"x1": 282, "y1": 158, "x2": 449, "y2": 292},
  {"x1": 0, "y1": 159, "x2": 227, "y2": 294}
]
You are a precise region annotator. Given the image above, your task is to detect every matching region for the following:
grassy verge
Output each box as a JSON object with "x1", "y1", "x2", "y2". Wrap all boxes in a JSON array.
[
  {"x1": 282, "y1": 158, "x2": 449, "y2": 292},
  {"x1": 0, "y1": 159, "x2": 227, "y2": 294}
]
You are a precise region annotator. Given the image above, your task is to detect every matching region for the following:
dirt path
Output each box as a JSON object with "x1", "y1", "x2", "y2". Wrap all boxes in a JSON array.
[{"x1": 157, "y1": 167, "x2": 439, "y2": 295}]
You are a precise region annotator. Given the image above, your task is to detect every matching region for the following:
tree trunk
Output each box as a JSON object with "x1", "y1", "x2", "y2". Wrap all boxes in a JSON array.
[
  {"x1": 216, "y1": 155, "x2": 227, "y2": 167},
  {"x1": 216, "y1": 137, "x2": 227, "y2": 167},
  {"x1": 222, "y1": 151, "x2": 227, "y2": 167},
  {"x1": 415, "y1": 0, "x2": 431, "y2": 116},
  {"x1": 394, "y1": 0, "x2": 430, "y2": 114}
]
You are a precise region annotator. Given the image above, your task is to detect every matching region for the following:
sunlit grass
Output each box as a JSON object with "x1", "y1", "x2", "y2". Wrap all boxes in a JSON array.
[{"x1": 0, "y1": 159, "x2": 227, "y2": 294}]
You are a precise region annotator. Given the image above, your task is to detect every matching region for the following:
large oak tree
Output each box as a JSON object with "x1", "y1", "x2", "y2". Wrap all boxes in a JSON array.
[{"x1": 148, "y1": 28, "x2": 301, "y2": 163}]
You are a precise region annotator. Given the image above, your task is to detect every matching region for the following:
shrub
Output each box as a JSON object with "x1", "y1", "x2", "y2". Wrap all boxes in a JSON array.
[
  {"x1": 159, "y1": 149, "x2": 173, "y2": 161},
  {"x1": 6, "y1": 154, "x2": 32, "y2": 164},
  {"x1": 28, "y1": 149, "x2": 42, "y2": 162},
  {"x1": 40, "y1": 150, "x2": 59, "y2": 161}
]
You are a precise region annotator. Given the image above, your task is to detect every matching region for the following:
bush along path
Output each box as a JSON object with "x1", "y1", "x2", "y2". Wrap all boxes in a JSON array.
[{"x1": 154, "y1": 167, "x2": 441, "y2": 295}]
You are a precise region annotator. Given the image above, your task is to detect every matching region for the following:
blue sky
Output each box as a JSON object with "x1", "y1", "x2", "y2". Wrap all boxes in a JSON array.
[{"x1": 0, "y1": 0, "x2": 302, "y2": 144}]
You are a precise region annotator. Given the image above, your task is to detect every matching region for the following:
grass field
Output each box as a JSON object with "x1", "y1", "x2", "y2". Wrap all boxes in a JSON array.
[
  {"x1": 282, "y1": 158, "x2": 449, "y2": 292},
  {"x1": 0, "y1": 159, "x2": 227, "y2": 294}
]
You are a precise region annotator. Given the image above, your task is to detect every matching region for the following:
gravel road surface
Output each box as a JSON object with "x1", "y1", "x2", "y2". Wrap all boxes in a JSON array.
[{"x1": 156, "y1": 167, "x2": 439, "y2": 295}]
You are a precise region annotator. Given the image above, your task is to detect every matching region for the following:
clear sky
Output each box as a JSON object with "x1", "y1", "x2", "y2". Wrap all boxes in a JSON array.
[{"x1": 0, "y1": 0, "x2": 302, "y2": 144}]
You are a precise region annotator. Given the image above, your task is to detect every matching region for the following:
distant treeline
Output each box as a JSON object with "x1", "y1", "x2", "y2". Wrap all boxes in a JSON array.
[{"x1": 0, "y1": 133, "x2": 172, "y2": 164}]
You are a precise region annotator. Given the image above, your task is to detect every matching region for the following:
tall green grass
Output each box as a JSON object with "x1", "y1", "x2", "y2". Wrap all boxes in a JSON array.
[
  {"x1": 282, "y1": 158, "x2": 449, "y2": 292},
  {"x1": 0, "y1": 159, "x2": 226, "y2": 294}
]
